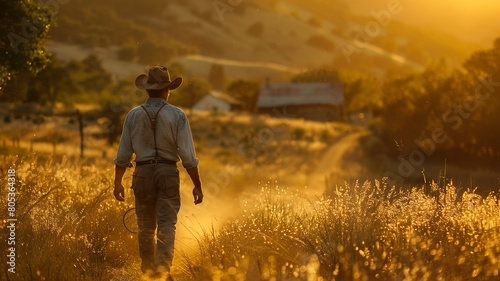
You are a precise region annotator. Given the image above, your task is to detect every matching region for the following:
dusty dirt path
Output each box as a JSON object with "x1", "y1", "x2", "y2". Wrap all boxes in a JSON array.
[
  {"x1": 173, "y1": 129, "x2": 371, "y2": 273},
  {"x1": 306, "y1": 130, "x2": 368, "y2": 197}
]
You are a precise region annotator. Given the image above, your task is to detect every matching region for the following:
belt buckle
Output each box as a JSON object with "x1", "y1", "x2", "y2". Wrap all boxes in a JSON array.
[{"x1": 150, "y1": 159, "x2": 158, "y2": 165}]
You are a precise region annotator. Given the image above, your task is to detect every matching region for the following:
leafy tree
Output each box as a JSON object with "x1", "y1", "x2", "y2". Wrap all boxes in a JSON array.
[
  {"x1": 460, "y1": 38, "x2": 500, "y2": 160},
  {"x1": 463, "y1": 38, "x2": 500, "y2": 79},
  {"x1": 208, "y1": 64, "x2": 226, "y2": 90},
  {"x1": 27, "y1": 56, "x2": 77, "y2": 105},
  {"x1": 79, "y1": 55, "x2": 112, "y2": 94},
  {"x1": 291, "y1": 68, "x2": 342, "y2": 84},
  {"x1": 226, "y1": 79, "x2": 260, "y2": 111},
  {"x1": 344, "y1": 75, "x2": 382, "y2": 113},
  {"x1": 0, "y1": 0, "x2": 55, "y2": 94},
  {"x1": 1, "y1": 72, "x2": 31, "y2": 103},
  {"x1": 65, "y1": 59, "x2": 82, "y2": 73},
  {"x1": 99, "y1": 86, "x2": 133, "y2": 145},
  {"x1": 379, "y1": 62, "x2": 454, "y2": 154},
  {"x1": 170, "y1": 78, "x2": 211, "y2": 108},
  {"x1": 377, "y1": 52, "x2": 500, "y2": 164}
]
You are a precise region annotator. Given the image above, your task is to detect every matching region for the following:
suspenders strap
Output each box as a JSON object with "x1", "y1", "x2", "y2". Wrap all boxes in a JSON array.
[{"x1": 140, "y1": 104, "x2": 167, "y2": 158}]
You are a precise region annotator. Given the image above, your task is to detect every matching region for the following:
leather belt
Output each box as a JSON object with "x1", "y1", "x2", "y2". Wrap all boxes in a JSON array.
[{"x1": 135, "y1": 159, "x2": 177, "y2": 166}]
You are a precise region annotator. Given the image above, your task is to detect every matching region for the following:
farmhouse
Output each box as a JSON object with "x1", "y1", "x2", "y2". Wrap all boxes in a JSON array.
[
  {"x1": 257, "y1": 81, "x2": 344, "y2": 122},
  {"x1": 192, "y1": 90, "x2": 244, "y2": 112}
]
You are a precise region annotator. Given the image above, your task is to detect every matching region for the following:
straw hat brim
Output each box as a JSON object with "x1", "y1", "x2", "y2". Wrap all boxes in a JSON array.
[{"x1": 135, "y1": 75, "x2": 183, "y2": 91}]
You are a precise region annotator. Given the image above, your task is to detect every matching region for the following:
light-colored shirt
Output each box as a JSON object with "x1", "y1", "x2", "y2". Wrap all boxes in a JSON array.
[{"x1": 114, "y1": 98, "x2": 199, "y2": 169}]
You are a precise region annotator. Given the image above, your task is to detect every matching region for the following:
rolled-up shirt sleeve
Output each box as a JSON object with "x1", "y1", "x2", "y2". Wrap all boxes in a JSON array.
[
  {"x1": 114, "y1": 113, "x2": 134, "y2": 168},
  {"x1": 176, "y1": 113, "x2": 199, "y2": 169}
]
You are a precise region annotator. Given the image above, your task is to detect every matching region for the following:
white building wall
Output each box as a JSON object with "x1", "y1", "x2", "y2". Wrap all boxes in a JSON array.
[{"x1": 192, "y1": 95, "x2": 231, "y2": 111}]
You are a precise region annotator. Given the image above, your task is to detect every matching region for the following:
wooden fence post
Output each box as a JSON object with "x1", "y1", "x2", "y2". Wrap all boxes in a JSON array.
[{"x1": 76, "y1": 109, "x2": 84, "y2": 158}]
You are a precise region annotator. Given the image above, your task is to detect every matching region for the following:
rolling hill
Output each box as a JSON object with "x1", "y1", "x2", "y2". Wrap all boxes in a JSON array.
[{"x1": 46, "y1": 0, "x2": 495, "y2": 80}]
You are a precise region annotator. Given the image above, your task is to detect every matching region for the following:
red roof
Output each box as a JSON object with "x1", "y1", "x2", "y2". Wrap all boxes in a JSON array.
[{"x1": 257, "y1": 82, "x2": 343, "y2": 108}]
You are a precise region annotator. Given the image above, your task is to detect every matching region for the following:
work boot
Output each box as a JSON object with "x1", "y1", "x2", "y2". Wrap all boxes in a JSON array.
[
  {"x1": 147, "y1": 271, "x2": 173, "y2": 280},
  {"x1": 148, "y1": 265, "x2": 172, "y2": 280},
  {"x1": 140, "y1": 261, "x2": 155, "y2": 274}
]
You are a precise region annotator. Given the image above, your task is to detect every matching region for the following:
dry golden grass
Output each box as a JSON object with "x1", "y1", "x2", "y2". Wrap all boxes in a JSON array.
[
  {"x1": 178, "y1": 181, "x2": 500, "y2": 281},
  {"x1": 1, "y1": 113, "x2": 499, "y2": 280},
  {"x1": 2, "y1": 154, "x2": 499, "y2": 280},
  {"x1": 0, "y1": 154, "x2": 138, "y2": 281}
]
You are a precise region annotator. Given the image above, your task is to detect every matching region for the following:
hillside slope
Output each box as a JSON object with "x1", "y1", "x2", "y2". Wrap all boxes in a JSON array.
[
  {"x1": 46, "y1": 0, "x2": 487, "y2": 79},
  {"x1": 347, "y1": 0, "x2": 500, "y2": 46}
]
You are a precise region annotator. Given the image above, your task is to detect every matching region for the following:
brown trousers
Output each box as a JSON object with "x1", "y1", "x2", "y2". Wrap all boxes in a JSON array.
[{"x1": 132, "y1": 163, "x2": 180, "y2": 273}]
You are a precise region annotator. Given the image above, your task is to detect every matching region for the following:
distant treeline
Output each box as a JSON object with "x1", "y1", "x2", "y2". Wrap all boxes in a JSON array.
[{"x1": 377, "y1": 39, "x2": 500, "y2": 165}]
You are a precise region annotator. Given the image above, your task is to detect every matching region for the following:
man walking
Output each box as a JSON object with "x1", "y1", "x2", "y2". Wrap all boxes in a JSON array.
[{"x1": 113, "y1": 66, "x2": 203, "y2": 280}]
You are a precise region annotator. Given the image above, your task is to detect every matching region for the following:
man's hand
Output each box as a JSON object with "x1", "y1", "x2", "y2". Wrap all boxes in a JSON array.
[
  {"x1": 114, "y1": 165, "x2": 127, "y2": 202},
  {"x1": 187, "y1": 166, "x2": 203, "y2": 205},
  {"x1": 114, "y1": 183, "x2": 125, "y2": 202},
  {"x1": 193, "y1": 187, "x2": 203, "y2": 205}
]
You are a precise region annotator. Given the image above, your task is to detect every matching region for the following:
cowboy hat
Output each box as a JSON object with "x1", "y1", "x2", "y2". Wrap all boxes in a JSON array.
[{"x1": 135, "y1": 66, "x2": 183, "y2": 91}]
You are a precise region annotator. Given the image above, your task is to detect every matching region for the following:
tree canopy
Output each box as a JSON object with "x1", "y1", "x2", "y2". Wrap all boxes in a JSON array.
[
  {"x1": 0, "y1": 0, "x2": 55, "y2": 93},
  {"x1": 379, "y1": 38, "x2": 500, "y2": 165}
]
